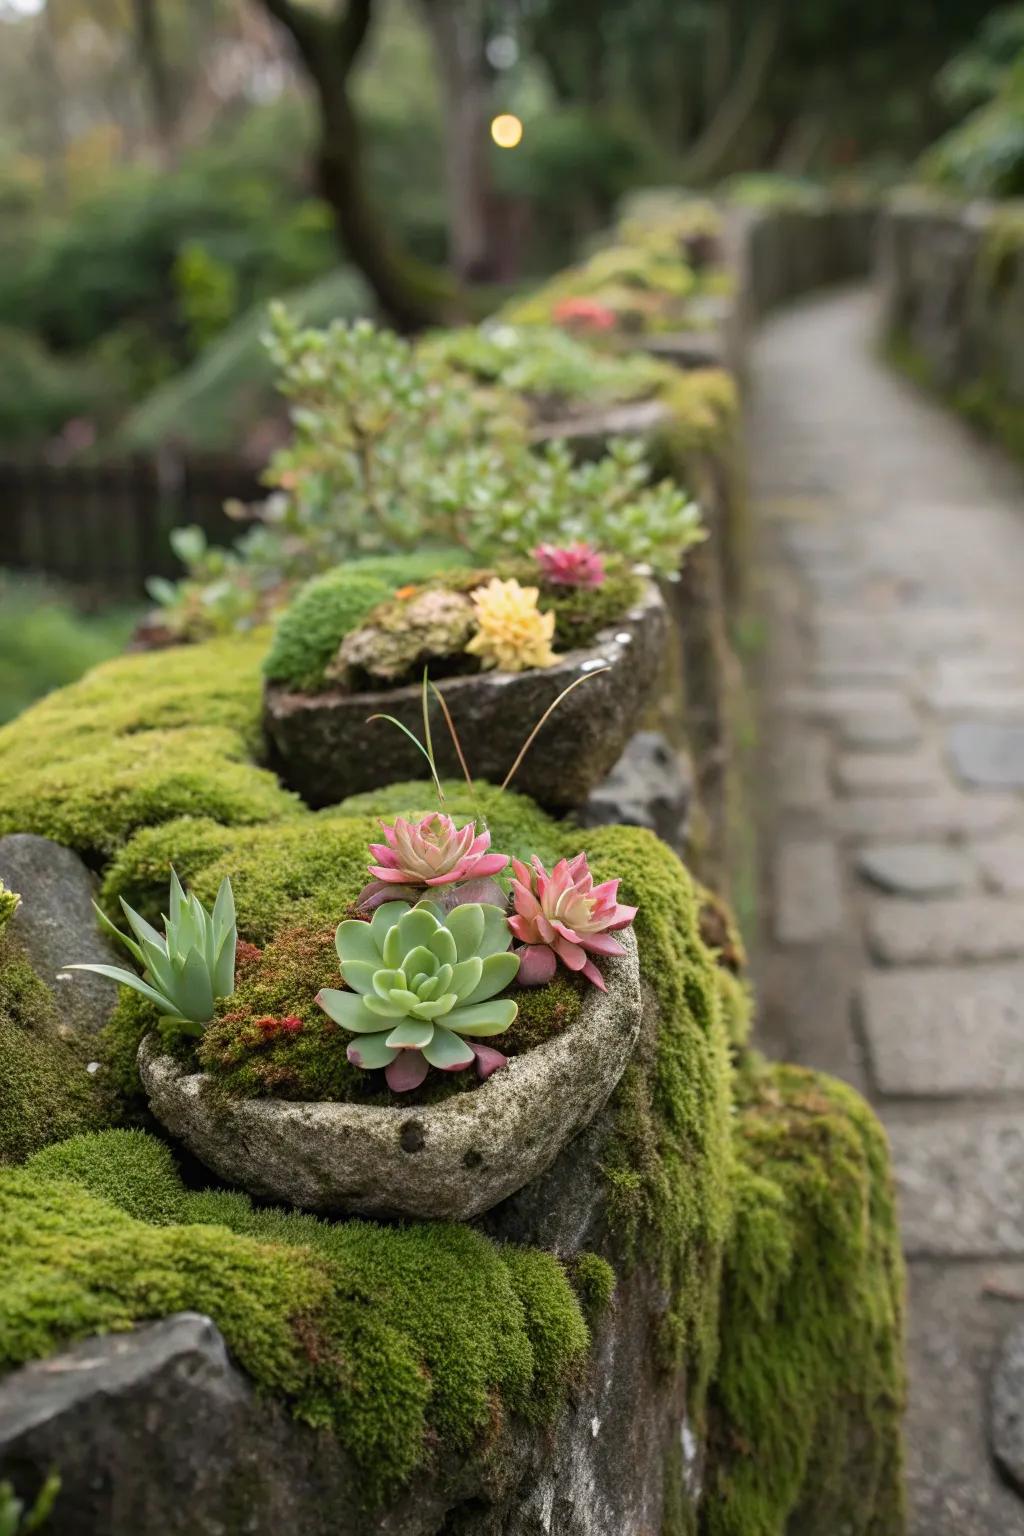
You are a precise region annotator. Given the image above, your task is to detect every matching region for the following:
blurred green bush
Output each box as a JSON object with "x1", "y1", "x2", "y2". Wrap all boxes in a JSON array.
[{"x1": 0, "y1": 574, "x2": 136, "y2": 724}]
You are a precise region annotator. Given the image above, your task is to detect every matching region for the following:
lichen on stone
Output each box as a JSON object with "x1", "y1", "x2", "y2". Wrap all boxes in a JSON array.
[{"x1": 331, "y1": 586, "x2": 477, "y2": 687}]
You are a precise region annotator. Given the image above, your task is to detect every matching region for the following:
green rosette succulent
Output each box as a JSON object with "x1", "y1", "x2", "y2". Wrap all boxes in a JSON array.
[{"x1": 317, "y1": 899, "x2": 519, "y2": 1092}]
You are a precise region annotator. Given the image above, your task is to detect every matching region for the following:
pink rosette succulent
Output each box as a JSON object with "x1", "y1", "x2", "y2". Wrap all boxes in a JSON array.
[
  {"x1": 358, "y1": 812, "x2": 509, "y2": 911},
  {"x1": 534, "y1": 542, "x2": 606, "y2": 589},
  {"x1": 508, "y1": 852, "x2": 638, "y2": 991},
  {"x1": 552, "y1": 296, "x2": 617, "y2": 331}
]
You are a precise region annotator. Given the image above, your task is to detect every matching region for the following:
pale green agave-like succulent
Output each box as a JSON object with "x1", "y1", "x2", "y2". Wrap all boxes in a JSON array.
[
  {"x1": 317, "y1": 899, "x2": 519, "y2": 1092},
  {"x1": 66, "y1": 870, "x2": 237, "y2": 1037}
]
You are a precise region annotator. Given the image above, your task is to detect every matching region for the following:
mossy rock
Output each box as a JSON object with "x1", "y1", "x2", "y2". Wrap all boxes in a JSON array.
[
  {"x1": 701, "y1": 1060, "x2": 906, "y2": 1536},
  {"x1": 0, "y1": 633, "x2": 297, "y2": 859}
]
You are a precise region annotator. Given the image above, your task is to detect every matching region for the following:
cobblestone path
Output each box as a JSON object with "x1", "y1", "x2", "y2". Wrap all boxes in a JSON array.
[{"x1": 748, "y1": 287, "x2": 1024, "y2": 1534}]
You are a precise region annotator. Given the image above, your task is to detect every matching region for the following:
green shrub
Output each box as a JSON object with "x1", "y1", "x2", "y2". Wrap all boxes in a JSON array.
[{"x1": 0, "y1": 574, "x2": 135, "y2": 726}]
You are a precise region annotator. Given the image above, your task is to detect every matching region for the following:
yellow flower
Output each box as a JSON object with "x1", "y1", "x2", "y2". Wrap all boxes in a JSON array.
[{"x1": 465, "y1": 578, "x2": 557, "y2": 673}]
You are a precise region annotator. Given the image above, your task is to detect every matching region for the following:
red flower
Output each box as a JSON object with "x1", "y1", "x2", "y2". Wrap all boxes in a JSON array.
[{"x1": 552, "y1": 297, "x2": 617, "y2": 331}]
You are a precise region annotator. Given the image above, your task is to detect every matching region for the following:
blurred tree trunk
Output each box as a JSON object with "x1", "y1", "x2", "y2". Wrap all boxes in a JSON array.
[
  {"x1": 418, "y1": 0, "x2": 497, "y2": 284},
  {"x1": 132, "y1": 0, "x2": 178, "y2": 161},
  {"x1": 258, "y1": 0, "x2": 454, "y2": 329},
  {"x1": 680, "y1": 0, "x2": 784, "y2": 183}
]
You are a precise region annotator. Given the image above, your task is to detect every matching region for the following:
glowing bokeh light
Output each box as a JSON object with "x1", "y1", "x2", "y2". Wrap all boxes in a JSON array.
[{"x1": 490, "y1": 113, "x2": 524, "y2": 150}]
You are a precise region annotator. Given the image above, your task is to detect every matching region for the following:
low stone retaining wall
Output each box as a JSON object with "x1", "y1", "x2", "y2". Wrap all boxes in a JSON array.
[{"x1": 878, "y1": 193, "x2": 1024, "y2": 451}]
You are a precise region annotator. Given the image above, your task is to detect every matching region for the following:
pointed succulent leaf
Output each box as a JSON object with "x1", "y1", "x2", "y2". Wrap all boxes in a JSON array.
[
  {"x1": 336, "y1": 919, "x2": 382, "y2": 969},
  {"x1": 93, "y1": 902, "x2": 146, "y2": 969},
  {"x1": 168, "y1": 868, "x2": 188, "y2": 930},
  {"x1": 414, "y1": 973, "x2": 439, "y2": 999},
  {"x1": 347, "y1": 1033, "x2": 398, "y2": 1069},
  {"x1": 382, "y1": 926, "x2": 404, "y2": 968},
  {"x1": 459, "y1": 950, "x2": 520, "y2": 1005},
  {"x1": 64, "y1": 963, "x2": 177, "y2": 1016},
  {"x1": 171, "y1": 946, "x2": 216, "y2": 1023},
  {"x1": 422, "y1": 1025, "x2": 475, "y2": 1070},
  {"x1": 446, "y1": 902, "x2": 484, "y2": 959},
  {"x1": 118, "y1": 898, "x2": 168, "y2": 957},
  {"x1": 385, "y1": 1019, "x2": 435, "y2": 1050},
  {"x1": 444, "y1": 998, "x2": 519, "y2": 1036},
  {"x1": 449, "y1": 956, "x2": 484, "y2": 1000},
  {"x1": 316, "y1": 988, "x2": 384, "y2": 1032},
  {"x1": 211, "y1": 927, "x2": 236, "y2": 1000},
  {"x1": 211, "y1": 877, "x2": 235, "y2": 947}
]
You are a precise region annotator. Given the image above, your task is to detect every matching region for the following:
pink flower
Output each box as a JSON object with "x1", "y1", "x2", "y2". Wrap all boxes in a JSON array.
[
  {"x1": 508, "y1": 853, "x2": 637, "y2": 991},
  {"x1": 552, "y1": 297, "x2": 617, "y2": 331},
  {"x1": 359, "y1": 813, "x2": 509, "y2": 909},
  {"x1": 534, "y1": 543, "x2": 606, "y2": 589}
]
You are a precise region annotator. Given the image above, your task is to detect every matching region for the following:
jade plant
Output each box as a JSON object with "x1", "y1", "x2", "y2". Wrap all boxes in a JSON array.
[
  {"x1": 66, "y1": 871, "x2": 237, "y2": 1036},
  {"x1": 317, "y1": 899, "x2": 520, "y2": 1092},
  {"x1": 509, "y1": 853, "x2": 637, "y2": 990}
]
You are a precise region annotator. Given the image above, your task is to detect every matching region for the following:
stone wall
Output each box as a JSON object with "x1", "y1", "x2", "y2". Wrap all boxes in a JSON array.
[{"x1": 878, "y1": 194, "x2": 1024, "y2": 451}]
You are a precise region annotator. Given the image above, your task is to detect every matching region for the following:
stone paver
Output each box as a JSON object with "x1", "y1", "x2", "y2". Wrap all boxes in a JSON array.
[
  {"x1": 837, "y1": 707, "x2": 922, "y2": 751},
  {"x1": 888, "y1": 1113, "x2": 1024, "y2": 1257},
  {"x1": 861, "y1": 964, "x2": 1024, "y2": 1094},
  {"x1": 834, "y1": 792, "x2": 1018, "y2": 843},
  {"x1": 835, "y1": 750, "x2": 945, "y2": 796},
  {"x1": 973, "y1": 834, "x2": 1024, "y2": 894},
  {"x1": 866, "y1": 897, "x2": 1024, "y2": 965},
  {"x1": 749, "y1": 286, "x2": 1024, "y2": 1530},
  {"x1": 856, "y1": 843, "x2": 972, "y2": 897},
  {"x1": 949, "y1": 720, "x2": 1024, "y2": 789}
]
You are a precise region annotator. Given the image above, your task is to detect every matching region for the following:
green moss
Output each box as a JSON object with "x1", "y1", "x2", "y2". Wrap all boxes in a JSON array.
[
  {"x1": 0, "y1": 937, "x2": 104, "y2": 1165},
  {"x1": 658, "y1": 369, "x2": 738, "y2": 459},
  {"x1": 584, "y1": 824, "x2": 733, "y2": 1412},
  {"x1": 263, "y1": 553, "x2": 470, "y2": 694},
  {"x1": 566, "y1": 1251, "x2": 617, "y2": 1329},
  {"x1": 26, "y1": 1129, "x2": 185, "y2": 1223},
  {"x1": 703, "y1": 1061, "x2": 906, "y2": 1536},
  {"x1": 0, "y1": 879, "x2": 19, "y2": 933},
  {"x1": 502, "y1": 971, "x2": 585, "y2": 1054},
  {"x1": 0, "y1": 634, "x2": 297, "y2": 858},
  {"x1": 696, "y1": 883, "x2": 754, "y2": 1052},
  {"x1": 3, "y1": 1132, "x2": 591, "y2": 1501}
]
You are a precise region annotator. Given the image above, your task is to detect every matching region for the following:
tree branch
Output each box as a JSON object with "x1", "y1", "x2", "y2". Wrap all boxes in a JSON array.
[{"x1": 681, "y1": 0, "x2": 783, "y2": 183}]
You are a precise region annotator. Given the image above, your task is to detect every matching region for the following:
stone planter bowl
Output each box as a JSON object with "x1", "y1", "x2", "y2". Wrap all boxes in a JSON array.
[
  {"x1": 138, "y1": 928, "x2": 641, "y2": 1221},
  {"x1": 263, "y1": 580, "x2": 667, "y2": 811}
]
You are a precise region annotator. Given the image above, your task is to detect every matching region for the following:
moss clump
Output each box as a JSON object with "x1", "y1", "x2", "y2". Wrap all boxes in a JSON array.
[
  {"x1": 0, "y1": 937, "x2": 104, "y2": 1165},
  {"x1": 502, "y1": 971, "x2": 585, "y2": 1054},
  {"x1": 566, "y1": 1251, "x2": 617, "y2": 1329},
  {"x1": 102, "y1": 785, "x2": 567, "y2": 939},
  {"x1": 585, "y1": 824, "x2": 733, "y2": 1411},
  {"x1": 703, "y1": 1060, "x2": 906, "y2": 1536},
  {"x1": 697, "y1": 883, "x2": 754, "y2": 1052},
  {"x1": 0, "y1": 634, "x2": 297, "y2": 858},
  {"x1": 3, "y1": 1130, "x2": 591, "y2": 1501},
  {"x1": 263, "y1": 552, "x2": 470, "y2": 694},
  {"x1": 659, "y1": 369, "x2": 738, "y2": 459}
]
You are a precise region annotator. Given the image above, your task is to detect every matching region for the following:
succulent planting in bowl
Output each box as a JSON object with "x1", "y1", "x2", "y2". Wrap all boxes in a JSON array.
[{"x1": 104, "y1": 816, "x2": 642, "y2": 1220}]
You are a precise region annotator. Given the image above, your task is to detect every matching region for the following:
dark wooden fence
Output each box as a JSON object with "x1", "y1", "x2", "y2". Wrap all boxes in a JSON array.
[{"x1": 0, "y1": 457, "x2": 262, "y2": 595}]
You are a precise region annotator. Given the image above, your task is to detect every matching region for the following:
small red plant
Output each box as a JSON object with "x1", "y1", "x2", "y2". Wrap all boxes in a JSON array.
[
  {"x1": 552, "y1": 297, "x2": 617, "y2": 331},
  {"x1": 534, "y1": 542, "x2": 606, "y2": 589},
  {"x1": 508, "y1": 853, "x2": 637, "y2": 991}
]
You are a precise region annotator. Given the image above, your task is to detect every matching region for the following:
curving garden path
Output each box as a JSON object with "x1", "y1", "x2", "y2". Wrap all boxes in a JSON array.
[{"x1": 749, "y1": 286, "x2": 1024, "y2": 1535}]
